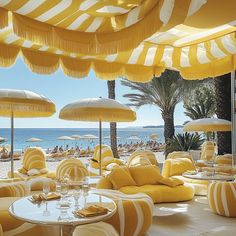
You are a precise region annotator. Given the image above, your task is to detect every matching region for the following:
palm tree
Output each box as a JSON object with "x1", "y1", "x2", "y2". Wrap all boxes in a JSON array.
[
  {"x1": 184, "y1": 85, "x2": 216, "y2": 120},
  {"x1": 214, "y1": 73, "x2": 231, "y2": 154},
  {"x1": 107, "y1": 80, "x2": 119, "y2": 158},
  {"x1": 122, "y1": 70, "x2": 197, "y2": 143}
]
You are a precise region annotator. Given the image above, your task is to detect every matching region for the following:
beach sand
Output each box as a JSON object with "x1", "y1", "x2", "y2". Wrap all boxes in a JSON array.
[{"x1": 0, "y1": 152, "x2": 165, "y2": 178}]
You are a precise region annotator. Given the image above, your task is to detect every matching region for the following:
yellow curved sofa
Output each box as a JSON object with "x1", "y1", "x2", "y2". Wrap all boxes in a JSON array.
[
  {"x1": 97, "y1": 165, "x2": 194, "y2": 203},
  {"x1": 127, "y1": 150, "x2": 159, "y2": 167},
  {"x1": 162, "y1": 158, "x2": 208, "y2": 196},
  {"x1": 89, "y1": 145, "x2": 124, "y2": 175},
  {"x1": 56, "y1": 158, "x2": 88, "y2": 180},
  {"x1": 208, "y1": 181, "x2": 236, "y2": 217}
]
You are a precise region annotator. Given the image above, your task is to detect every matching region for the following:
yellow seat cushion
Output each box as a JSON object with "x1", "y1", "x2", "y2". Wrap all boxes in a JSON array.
[
  {"x1": 208, "y1": 182, "x2": 236, "y2": 217},
  {"x1": 129, "y1": 165, "x2": 161, "y2": 186},
  {"x1": 96, "y1": 177, "x2": 113, "y2": 189},
  {"x1": 174, "y1": 175, "x2": 208, "y2": 196},
  {"x1": 162, "y1": 158, "x2": 196, "y2": 178},
  {"x1": 119, "y1": 184, "x2": 194, "y2": 203},
  {"x1": 107, "y1": 167, "x2": 136, "y2": 189}
]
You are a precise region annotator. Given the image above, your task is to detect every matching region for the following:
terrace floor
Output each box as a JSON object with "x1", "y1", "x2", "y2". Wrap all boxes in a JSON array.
[{"x1": 148, "y1": 196, "x2": 236, "y2": 236}]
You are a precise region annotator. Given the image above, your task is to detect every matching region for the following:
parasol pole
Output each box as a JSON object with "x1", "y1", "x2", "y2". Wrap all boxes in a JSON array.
[
  {"x1": 231, "y1": 71, "x2": 236, "y2": 166},
  {"x1": 10, "y1": 111, "x2": 14, "y2": 178},
  {"x1": 99, "y1": 119, "x2": 102, "y2": 175}
]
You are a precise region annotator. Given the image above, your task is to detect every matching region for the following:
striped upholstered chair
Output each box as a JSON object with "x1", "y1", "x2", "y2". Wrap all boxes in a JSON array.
[
  {"x1": 56, "y1": 158, "x2": 89, "y2": 180},
  {"x1": 208, "y1": 181, "x2": 236, "y2": 217},
  {"x1": 10, "y1": 147, "x2": 48, "y2": 179},
  {"x1": 73, "y1": 222, "x2": 118, "y2": 236},
  {"x1": 92, "y1": 189, "x2": 153, "y2": 236},
  {"x1": 200, "y1": 141, "x2": 215, "y2": 162},
  {"x1": 89, "y1": 145, "x2": 124, "y2": 175},
  {"x1": 127, "y1": 150, "x2": 159, "y2": 167},
  {"x1": 0, "y1": 181, "x2": 58, "y2": 235}
]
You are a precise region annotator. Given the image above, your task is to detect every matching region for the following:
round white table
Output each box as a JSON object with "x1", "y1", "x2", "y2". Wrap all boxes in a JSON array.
[
  {"x1": 9, "y1": 193, "x2": 116, "y2": 236},
  {"x1": 182, "y1": 172, "x2": 235, "y2": 181}
]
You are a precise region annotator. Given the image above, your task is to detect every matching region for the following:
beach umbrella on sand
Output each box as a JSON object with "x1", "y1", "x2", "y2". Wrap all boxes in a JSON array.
[
  {"x1": 183, "y1": 118, "x2": 231, "y2": 133},
  {"x1": 26, "y1": 137, "x2": 43, "y2": 142},
  {"x1": 57, "y1": 136, "x2": 75, "y2": 141},
  {"x1": 71, "y1": 135, "x2": 82, "y2": 139},
  {"x1": 59, "y1": 98, "x2": 136, "y2": 175},
  {"x1": 81, "y1": 134, "x2": 98, "y2": 140},
  {"x1": 0, "y1": 89, "x2": 55, "y2": 178},
  {"x1": 0, "y1": 137, "x2": 6, "y2": 143},
  {"x1": 149, "y1": 134, "x2": 159, "y2": 140},
  {"x1": 127, "y1": 136, "x2": 141, "y2": 141}
]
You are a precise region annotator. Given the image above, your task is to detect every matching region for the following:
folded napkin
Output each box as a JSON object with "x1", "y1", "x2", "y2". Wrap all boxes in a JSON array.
[
  {"x1": 73, "y1": 205, "x2": 108, "y2": 218},
  {"x1": 184, "y1": 170, "x2": 197, "y2": 175},
  {"x1": 31, "y1": 192, "x2": 61, "y2": 202}
]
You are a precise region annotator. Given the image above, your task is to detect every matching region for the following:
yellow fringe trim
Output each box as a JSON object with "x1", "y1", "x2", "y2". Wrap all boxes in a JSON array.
[
  {"x1": 179, "y1": 55, "x2": 236, "y2": 80},
  {"x1": 0, "y1": 8, "x2": 8, "y2": 29},
  {"x1": 21, "y1": 49, "x2": 59, "y2": 75},
  {"x1": 11, "y1": 0, "x2": 189, "y2": 55},
  {"x1": 59, "y1": 107, "x2": 136, "y2": 122},
  {"x1": 0, "y1": 43, "x2": 19, "y2": 67}
]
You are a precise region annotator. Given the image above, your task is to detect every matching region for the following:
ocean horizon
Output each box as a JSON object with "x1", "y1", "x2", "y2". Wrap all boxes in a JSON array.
[{"x1": 0, "y1": 127, "x2": 183, "y2": 151}]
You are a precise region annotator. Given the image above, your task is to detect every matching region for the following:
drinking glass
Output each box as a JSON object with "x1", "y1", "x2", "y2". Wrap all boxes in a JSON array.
[
  {"x1": 43, "y1": 181, "x2": 50, "y2": 199},
  {"x1": 73, "y1": 182, "x2": 82, "y2": 209},
  {"x1": 82, "y1": 177, "x2": 90, "y2": 207}
]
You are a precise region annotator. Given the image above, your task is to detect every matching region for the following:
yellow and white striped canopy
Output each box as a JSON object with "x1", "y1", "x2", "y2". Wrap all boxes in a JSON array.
[{"x1": 0, "y1": 0, "x2": 235, "y2": 81}]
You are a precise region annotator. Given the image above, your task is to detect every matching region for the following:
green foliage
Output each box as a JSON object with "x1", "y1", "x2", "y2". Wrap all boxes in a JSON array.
[
  {"x1": 122, "y1": 70, "x2": 198, "y2": 114},
  {"x1": 184, "y1": 82, "x2": 216, "y2": 120},
  {"x1": 166, "y1": 132, "x2": 204, "y2": 153}
]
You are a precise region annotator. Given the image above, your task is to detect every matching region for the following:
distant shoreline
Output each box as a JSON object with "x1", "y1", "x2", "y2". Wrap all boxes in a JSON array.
[{"x1": 143, "y1": 125, "x2": 183, "y2": 128}]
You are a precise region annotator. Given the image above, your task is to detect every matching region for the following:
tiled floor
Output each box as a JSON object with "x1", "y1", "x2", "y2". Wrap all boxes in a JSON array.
[{"x1": 147, "y1": 197, "x2": 236, "y2": 236}]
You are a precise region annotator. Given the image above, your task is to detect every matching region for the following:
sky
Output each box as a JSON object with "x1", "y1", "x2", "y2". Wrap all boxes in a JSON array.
[{"x1": 0, "y1": 58, "x2": 188, "y2": 128}]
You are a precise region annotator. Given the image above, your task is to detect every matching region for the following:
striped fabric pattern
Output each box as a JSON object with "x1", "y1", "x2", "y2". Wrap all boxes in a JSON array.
[
  {"x1": 128, "y1": 150, "x2": 159, "y2": 167},
  {"x1": 0, "y1": 181, "x2": 27, "y2": 197},
  {"x1": 200, "y1": 141, "x2": 215, "y2": 161},
  {"x1": 22, "y1": 147, "x2": 46, "y2": 170},
  {"x1": 73, "y1": 222, "x2": 118, "y2": 236},
  {"x1": 56, "y1": 159, "x2": 88, "y2": 180},
  {"x1": 93, "y1": 145, "x2": 114, "y2": 164},
  {"x1": 208, "y1": 182, "x2": 236, "y2": 217},
  {"x1": 167, "y1": 151, "x2": 194, "y2": 163},
  {"x1": 92, "y1": 189, "x2": 153, "y2": 236},
  {"x1": 0, "y1": 1, "x2": 235, "y2": 80}
]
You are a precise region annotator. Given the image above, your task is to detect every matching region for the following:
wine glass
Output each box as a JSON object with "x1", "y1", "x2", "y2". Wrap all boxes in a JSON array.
[
  {"x1": 43, "y1": 181, "x2": 50, "y2": 200},
  {"x1": 73, "y1": 182, "x2": 82, "y2": 209},
  {"x1": 82, "y1": 177, "x2": 90, "y2": 207}
]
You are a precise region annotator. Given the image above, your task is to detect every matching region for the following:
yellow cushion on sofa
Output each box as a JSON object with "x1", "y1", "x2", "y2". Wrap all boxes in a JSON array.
[
  {"x1": 169, "y1": 158, "x2": 195, "y2": 177},
  {"x1": 129, "y1": 165, "x2": 160, "y2": 186},
  {"x1": 107, "y1": 167, "x2": 136, "y2": 189}
]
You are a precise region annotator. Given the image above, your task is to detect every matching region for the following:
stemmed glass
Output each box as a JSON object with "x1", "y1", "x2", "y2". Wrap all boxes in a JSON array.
[
  {"x1": 43, "y1": 181, "x2": 50, "y2": 199},
  {"x1": 82, "y1": 177, "x2": 90, "y2": 207},
  {"x1": 57, "y1": 176, "x2": 70, "y2": 209},
  {"x1": 43, "y1": 181, "x2": 50, "y2": 216},
  {"x1": 73, "y1": 182, "x2": 82, "y2": 210}
]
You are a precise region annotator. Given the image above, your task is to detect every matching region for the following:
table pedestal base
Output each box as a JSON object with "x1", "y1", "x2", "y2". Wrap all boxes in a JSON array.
[{"x1": 60, "y1": 225, "x2": 75, "y2": 236}]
